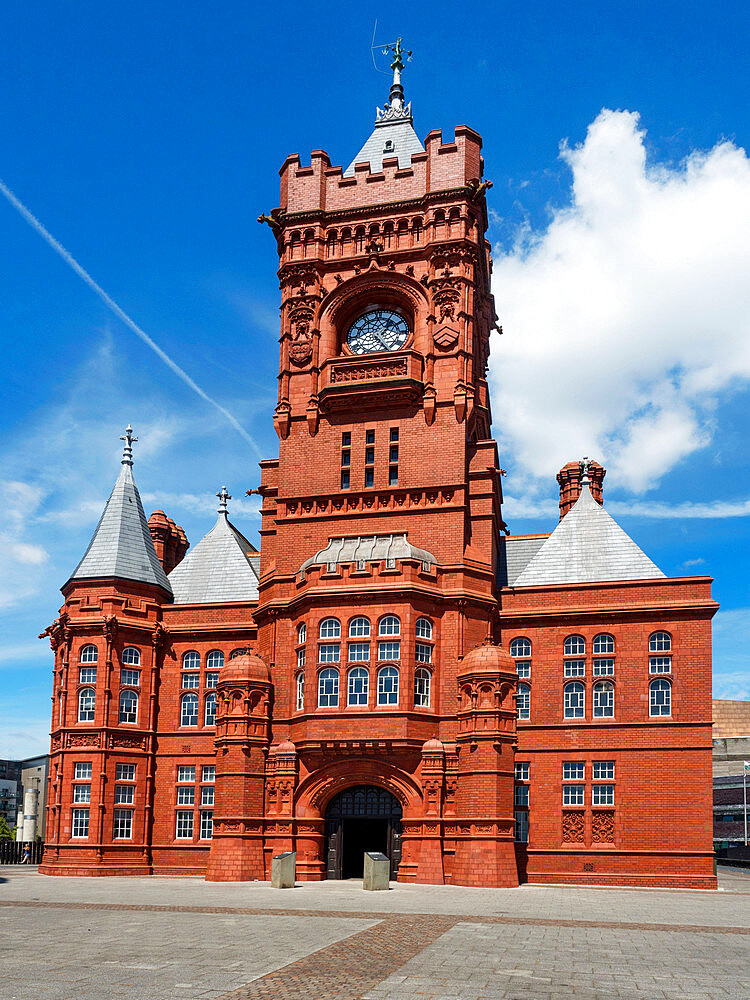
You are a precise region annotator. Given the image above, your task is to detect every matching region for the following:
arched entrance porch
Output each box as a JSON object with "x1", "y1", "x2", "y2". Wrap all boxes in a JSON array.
[{"x1": 324, "y1": 785, "x2": 402, "y2": 879}]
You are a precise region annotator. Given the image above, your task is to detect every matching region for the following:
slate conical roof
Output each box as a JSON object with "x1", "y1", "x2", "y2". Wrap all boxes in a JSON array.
[
  {"x1": 167, "y1": 491, "x2": 259, "y2": 604},
  {"x1": 67, "y1": 429, "x2": 172, "y2": 595},
  {"x1": 512, "y1": 482, "x2": 665, "y2": 587}
]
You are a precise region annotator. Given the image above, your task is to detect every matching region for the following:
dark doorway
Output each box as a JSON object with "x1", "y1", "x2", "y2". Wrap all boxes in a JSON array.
[{"x1": 324, "y1": 785, "x2": 402, "y2": 880}]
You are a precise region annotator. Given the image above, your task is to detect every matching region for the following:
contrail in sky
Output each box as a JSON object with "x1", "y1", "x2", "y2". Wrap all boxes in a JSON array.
[{"x1": 0, "y1": 178, "x2": 261, "y2": 457}]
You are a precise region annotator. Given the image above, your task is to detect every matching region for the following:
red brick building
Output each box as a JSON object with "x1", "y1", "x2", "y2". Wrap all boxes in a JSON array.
[{"x1": 39, "y1": 48, "x2": 717, "y2": 888}]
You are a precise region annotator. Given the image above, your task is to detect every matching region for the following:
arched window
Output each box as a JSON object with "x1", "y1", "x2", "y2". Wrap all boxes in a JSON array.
[
  {"x1": 80, "y1": 644, "x2": 98, "y2": 663},
  {"x1": 349, "y1": 617, "x2": 370, "y2": 637},
  {"x1": 593, "y1": 681, "x2": 614, "y2": 718},
  {"x1": 182, "y1": 650, "x2": 200, "y2": 670},
  {"x1": 510, "y1": 637, "x2": 531, "y2": 658},
  {"x1": 230, "y1": 648, "x2": 246, "y2": 659},
  {"x1": 517, "y1": 682, "x2": 531, "y2": 721},
  {"x1": 318, "y1": 668, "x2": 339, "y2": 707},
  {"x1": 564, "y1": 681, "x2": 585, "y2": 719},
  {"x1": 181, "y1": 693, "x2": 199, "y2": 727},
  {"x1": 650, "y1": 679, "x2": 671, "y2": 716},
  {"x1": 415, "y1": 618, "x2": 433, "y2": 639},
  {"x1": 347, "y1": 667, "x2": 369, "y2": 706},
  {"x1": 377, "y1": 665, "x2": 399, "y2": 705},
  {"x1": 649, "y1": 631, "x2": 672, "y2": 652},
  {"x1": 379, "y1": 615, "x2": 400, "y2": 636},
  {"x1": 297, "y1": 623, "x2": 307, "y2": 644},
  {"x1": 296, "y1": 672, "x2": 305, "y2": 711},
  {"x1": 121, "y1": 647, "x2": 140, "y2": 665},
  {"x1": 414, "y1": 667, "x2": 431, "y2": 708},
  {"x1": 397, "y1": 218, "x2": 409, "y2": 246},
  {"x1": 206, "y1": 650, "x2": 224, "y2": 671},
  {"x1": 319, "y1": 618, "x2": 341, "y2": 639},
  {"x1": 593, "y1": 634, "x2": 614, "y2": 655},
  {"x1": 119, "y1": 690, "x2": 138, "y2": 724},
  {"x1": 204, "y1": 692, "x2": 217, "y2": 727},
  {"x1": 327, "y1": 230, "x2": 337, "y2": 257},
  {"x1": 564, "y1": 635, "x2": 585, "y2": 656},
  {"x1": 78, "y1": 688, "x2": 95, "y2": 722}
]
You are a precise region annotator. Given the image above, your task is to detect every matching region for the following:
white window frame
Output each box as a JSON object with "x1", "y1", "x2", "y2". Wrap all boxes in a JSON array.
[
  {"x1": 563, "y1": 761, "x2": 585, "y2": 780},
  {"x1": 181, "y1": 693, "x2": 199, "y2": 727},
  {"x1": 120, "y1": 667, "x2": 141, "y2": 687},
  {"x1": 200, "y1": 810, "x2": 213, "y2": 840},
  {"x1": 514, "y1": 810, "x2": 529, "y2": 843},
  {"x1": 649, "y1": 631, "x2": 672, "y2": 652},
  {"x1": 115, "y1": 763, "x2": 135, "y2": 781},
  {"x1": 347, "y1": 666, "x2": 369, "y2": 706},
  {"x1": 563, "y1": 785, "x2": 585, "y2": 806},
  {"x1": 318, "y1": 643, "x2": 340, "y2": 663},
  {"x1": 593, "y1": 761, "x2": 614, "y2": 780},
  {"x1": 563, "y1": 634, "x2": 585, "y2": 656},
  {"x1": 80, "y1": 644, "x2": 98, "y2": 664},
  {"x1": 71, "y1": 808, "x2": 89, "y2": 838},
  {"x1": 177, "y1": 786, "x2": 195, "y2": 806},
  {"x1": 175, "y1": 811, "x2": 194, "y2": 839},
  {"x1": 514, "y1": 785, "x2": 529, "y2": 806},
  {"x1": 79, "y1": 666, "x2": 97, "y2": 684},
  {"x1": 517, "y1": 682, "x2": 531, "y2": 721},
  {"x1": 296, "y1": 648, "x2": 306, "y2": 669},
  {"x1": 319, "y1": 618, "x2": 341, "y2": 639},
  {"x1": 649, "y1": 679, "x2": 671, "y2": 716},
  {"x1": 206, "y1": 650, "x2": 224, "y2": 671},
  {"x1": 510, "y1": 637, "x2": 531, "y2": 658},
  {"x1": 78, "y1": 687, "x2": 96, "y2": 723},
  {"x1": 318, "y1": 667, "x2": 339, "y2": 707},
  {"x1": 182, "y1": 672, "x2": 200, "y2": 689},
  {"x1": 204, "y1": 692, "x2": 217, "y2": 727},
  {"x1": 205, "y1": 671, "x2": 219, "y2": 689},
  {"x1": 348, "y1": 616, "x2": 371, "y2": 637},
  {"x1": 592, "y1": 633, "x2": 614, "y2": 655},
  {"x1": 182, "y1": 650, "x2": 200, "y2": 670},
  {"x1": 415, "y1": 617, "x2": 433, "y2": 640},
  {"x1": 564, "y1": 659, "x2": 585, "y2": 677},
  {"x1": 177, "y1": 765, "x2": 196, "y2": 783},
  {"x1": 515, "y1": 762, "x2": 530, "y2": 781},
  {"x1": 121, "y1": 647, "x2": 141, "y2": 666},
  {"x1": 114, "y1": 784, "x2": 134, "y2": 804},
  {"x1": 201, "y1": 786, "x2": 215, "y2": 807},
  {"x1": 378, "y1": 640, "x2": 400, "y2": 661},
  {"x1": 73, "y1": 784, "x2": 91, "y2": 803},
  {"x1": 202, "y1": 765, "x2": 215, "y2": 783},
  {"x1": 74, "y1": 762, "x2": 92, "y2": 780},
  {"x1": 296, "y1": 671, "x2": 305, "y2": 711},
  {"x1": 516, "y1": 660, "x2": 531, "y2": 678},
  {"x1": 649, "y1": 656, "x2": 672, "y2": 674},
  {"x1": 592, "y1": 784, "x2": 615, "y2": 806},
  {"x1": 593, "y1": 659, "x2": 614, "y2": 676},
  {"x1": 414, "y1": 667, "x2": 431, "y2": 708},
  {"x1": 348, "y1": 642, "x2": 370, "y2": 661},
  {"x1": 415, "y1": 642, "x2": 432, "y2": 663},
  {"x1": 119, "y1": 689, "x2": 138, "y2": 724},
  {"x1": 378, "y1": 615, "x2": 401, "y2": 636},
  {"x1": 593, "y1": 680, "x2": 614, "y2": 718},
  {"x1": 377, "y1": 665, "x2": 399, "y2": 706},
  {"x1": 564, "y1": 682, "x2": 585, "y2": 719},
  {"x1": 113, "y1": 809, "x2": 133, "y2": 839}
]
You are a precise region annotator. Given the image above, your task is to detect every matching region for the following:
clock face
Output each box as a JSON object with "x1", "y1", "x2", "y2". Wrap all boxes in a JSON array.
[{"x1": 346, "y1": 308, "x2": 409, "y2": 354}]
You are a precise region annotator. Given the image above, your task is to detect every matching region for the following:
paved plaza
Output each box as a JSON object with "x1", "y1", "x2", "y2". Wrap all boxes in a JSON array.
[{"x1": 0, "y1": 867, "x2": 748, "y2": 1000}]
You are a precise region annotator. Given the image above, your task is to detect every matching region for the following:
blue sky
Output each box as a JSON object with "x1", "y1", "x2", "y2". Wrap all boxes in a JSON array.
[{"x1": 2, "y1": 2, "x2": 749, "y2": 757}]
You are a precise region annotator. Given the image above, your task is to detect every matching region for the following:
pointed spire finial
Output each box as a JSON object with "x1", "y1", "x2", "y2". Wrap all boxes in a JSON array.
[
  {"x1": 120, "y1": 425, "x2": 138, "y2": 466},
  {"x1": 580, "y1": 456, "x2": 591, "y2": 487},
  {"x1": 375, "y1": 36, "x2": 413, "y2": 124},
  {"x1": 216, "y1": 485, "x2": 232, "y2": 515}
]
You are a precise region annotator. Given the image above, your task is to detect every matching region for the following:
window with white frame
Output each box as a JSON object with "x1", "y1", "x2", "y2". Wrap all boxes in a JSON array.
[
  {"x1": 377, "y1": 665, "x2": 399, "y2": 705},
  {"x1": 177, "y1": 786, "x2": 195, "y2": 806},
  {"x1": 592, "y1": 784, "x2": 614, "y2": 806},
  {"x1": 515, "y1": 762, "x2": 530, "y2": 781},
  {"x1": 563, "y1": 761, "x2": 585, "y2": 780},
  {"x1": 563, "y1": 785, "x2": 585, "y2": 806},
  {"x1": 79, "y1": 666, "x2": 97, "y2": 684},
  {"x1": 593, "y1": 761, "x2": 614, "y2": 780},
  {"x1": 348, "y1": 642, "x2": 370, "y2": 661},
  {"x1": 121, "y1": 647, "x2": 141, "y2": 665},
  {"x1": 514, "y1": 810, "x2": 529, "y2": 842},
  {"x1": 121, "y1": 668, "x2": 141, "y2": 687},
  {"x1": 415, "y1": 642, "x2": 432, "y2": 663},
  {"x1": 649, "y1": 656, "x2": 672, "y2": 674},
  {"x1": 378, "y1": 640, "x2": 400, "y2": 661},
  {"x1": 516, "y1": 660, "x2": 531, "y2": 678},
  {"x1": 205, "y1": 672, "x2": 219, "y2": 689},
  {"x1": 650, "y1": 679, "x2": 671, "y2": 716},
  {"x1": 414, "y1": 667, "x2": 431, "y2": 708},
  {"x1": 593, "y1": 681, "x2": 614, "y2": 718},
  {"x1": 181, "y1": 693, "x2": 199, "y2": 726},
  {"x1": 116, "y1": 763, "x2": 135, "y2": 781},
  {"x1": 296, "y1": 671, "x2": 305, "y2": 711},
  {"x1": 649, "y1": 631, "x2": 671, "y2": 652},
  {"x1": 73, "y1": 784, "x2": 90, "y2": 803},
  {"x1": 206, "y1": 650, "x2": 224, "y2": 672},
  {"x1": 80, "y1": 644, "x2": 98, "y2": 663},
  {"x1": 348, "y1": 667, "x2": 369, "y2": 706},
  {"x1": 564, "y1": 659, "x2": 585, "y2": 677},
  {"x1": 416, "y1": 618, "x2": 433, "y2": 640},
  {"x1": 113, "y1": 809, "x2": 133, "y2": 839},
  {"x1": 176, "y1": 811, "x2": 193, "y2": 839},
  {"x1": 564, "y1": 682, "x2": 585, "y2": 718},
  {"x1": 78, "y1": 687, "x2": 96, "y2": 722},
  {"x1": 349, "y1": 617, "x2": 370, "y2": 637},
  {"x1": 182, "y1": 672, "x2": 200, "y2": 688},
  {"x1": 72, "y1": 808, "x2": 89, "y2": 838},
  {"x1": 563, "y1": 634, "x2": 585, "y2": 656},
  {"x1": 517, "y1": 682, "x2": 531, "y2": 721},
  {"x1": 514, "y1": 785, "x2": 529, "y2": 806},
  {"x1": 296, "y1": 648, "x2": 306, "y2": 670},
  {"x1": 204, "y1": 692, "x2": 217, "y2": 727},
  {"x1": 510, "y1": 637, "x2": 531, "y2": 658},
  {"x1": 177, "y1": 765, "x2": 196, "y2": 783},
  {"x1": 319, "y1": 618, "x2": 341, "y2": 638},
  {"x1": 318, "y1": 667, "x2": 339, "y2": 707},
  {"x1": 319, "y1": 643, "x2": 340, "y2": 663},
  {"x1": 201, "y1": 786, "x2": 214, "y2": 807},
  {"x1": 114, "y1": 784, "x2": 134, "y2": 804},
  {"x1": 202, "y1": 765, "x2": 215, "y2": 783},
  {"x1": 593, "y1": 659, "x2": 614, "y2": 676},
  {"x1": 297, "y1": 623, "x2": 307, "y2": 644},
  {"x1": 379, "y1": 615, "x2": 400, "y2": 636},
  {"x1": 119, "y1": 689, "x2": 138, "y2": 724},
  {"x1": 593, "y1": 633, "x2": 614, "y2": 655},
  {"x1": 182, "y1": 650, "x2": 200, "y2": 670},
  {"x1": 74, "y1": 762, "x2": 92, "y2": 780},
  {"x1": 200, "y1": 811, "x2": 213, "y2": 839}
]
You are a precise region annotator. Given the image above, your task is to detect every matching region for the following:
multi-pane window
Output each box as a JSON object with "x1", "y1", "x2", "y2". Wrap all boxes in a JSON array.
[
  {"x1": 114, "y1": 784, "x2": 134, "y2": 804},
  {"x1": 177, "y1": 765, "x2": 196, "y2": 783},
  {"x1": 79, "y1": 666, "x2": 97, "y2": 684},
  {"x1": 564, "y1": 660, "x2": 585, "y2": 677},
  {"x1": 319, "y1": 644, "x2": 340, "y2": 663},
  {"x1": 389, "y1": 427, "x2": 399, "y2": 486},
  {"x1": 113, "y1": 809, "x2": 133, "y2": 839},
  {"x1": 563, "y1": 785, "x2": 585, "y2": 806},
  {"x1": 204, "y1": 692, "x2": 217, "y2": 727},
  {"x1": 341, "y1": 432, "x2": 351, "y2": 490},
  {"x1": 379, "y1": 615, "x2": 400, "y2": 636},
  {"x1": 510, "y1": 637, "x2": 531, "y2": 658},
  {"x1": 72, "y1": 808, "x2": 89, "y2": 838},
  {"x1": 364, "y1": 435, "x2": 375, "y2": 488},
  {"x1": 649, "y1": 656, "x2": 672, "y2": 674},
  {"x1": 73, "y1": 784, "x2": 91, "y2": 803},
  {"x1": 318, "y1": 668, "x2": 339, "y2": 707},
  {"x1": 517, "y1": 683, "x2": 531, "y2": 721},
  {"x1": 593, "y1": 659, "x2": 614, "y2": 676},
  {"x1": 319, "y1": 618, "x2": 341, "y2": 639},
  {"x1": 296, "y1": 648, "x2": 306, "y2": 670},
  {"x1": 514, "y1": 785, "x2": 529, "y2": 806},
  {"x1": 650, "y1": 679, "x2": 671, "y2": 716},
  {"x1": 564, "y1": 682, "x2": 585, "y2": 718},
  {"x1": 202, "y1": 766, "x2": 215, "y2": 783},
  {"x1": 200, "y1": 811, "x2": 214, "y2": 840},
  {"x1": 121, "y1": 668, "x2": 141, "y2": 686},
  {"x1": 296, "y1": 672, "x2": 305, "y2": 711},
  {"x1": 515, "y1": 762, "x2": 530, "y2": 781},
  {"x1": 80, "y1": 645, "x2": 98, "y2": 663},
  {"x1": 121, "y1": 647, "x2": 141, "y2": 665},
  {"x1": 563, "y1": 762, "x2": 585, "y2": 780},
  {"x1": 378, "y1": 641, "x2": 400, "y2": 661},
  {"x1": 177, "y1": 786, "x2": 195, "y2": 806},
  {"x1": 183, "y1": 651, "x2": 200, "y2": 670},
  {"x1": 206, "y1": 650, "x2": 224, "y2": 672},
  {"x1": 415, "y1": 642, "x2": 432, "y2": 663},
  {"x1": 119, "y1": 690, "x2": 138, "y2": 724},
  {"x1": 593, "y1": 681, "x2": 614, "y2": 718},
  {"x1": 297, "y1": 623, "x2": 307, "y2": 644},
  {"x1": 116, "y1": 763, "x2": 135, "y2": 781},
  {"x1": 348, "y1": 642, "x2": 370, "y2": 661},
  {"x1": 516, "y1": 661, "x2": 531, "y2": 678},
  {"x1": 181, "y1": 693, "x2": 199, "y2": 726},
  {"x1": 205, "y1": 672, "x2": 219, "y2": 689},
  {"x1": 593, "y1": 761, "x2": 614, "y2": 780},
  {"x1": 201, "y1": 786, "x2": 214, "y2": 807},
  {"x1": 514, "y1": 810, "x2": 529, "y2": 843},
  {"x1": 182, "y1": 673, "x2": 200, "y2": 688},
  {"x1": 349, "y1": 617, "x2": 370, "y2": 637},
  {"x1": 593, "y1": 634, "x2": 614, "y2": 655},
  {"x1": 649, "y1": 631, "x2": 671, "y2": 652},
  {"x1": 74, "y1": 762, "x2": 92, "y2": 780},
  {"x1": 592, "y1": 785, "x2": 615, "y2": 806},
  {"x1": 377, "y1": 666, "x2": 399, "y2": 705},
  {"x1": 563, "y1": 635, "x2": 585, "y2": 656},
  {"x1": 78, "y1": 687, "x2": 96, "y2": 722},
  {"x1": 176, "y1": 811, "x2": 193, "y2": 839},
  {"x1": 415, "y1": 618, "x2": 433, "y2": 640},
  {"x1": 348, "y1": 667, "x2": 369, "y2": 706},
  {"x1": 414, "y1": 667, "x2": 431, "y2": 708}
]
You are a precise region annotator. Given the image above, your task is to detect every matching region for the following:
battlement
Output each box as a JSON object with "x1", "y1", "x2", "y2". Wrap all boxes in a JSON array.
[{"x1": 279, "y1": 126, "x2": 484, "y2": 216}]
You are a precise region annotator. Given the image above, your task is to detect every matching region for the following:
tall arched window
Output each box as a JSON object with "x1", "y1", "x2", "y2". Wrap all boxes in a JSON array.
[
  {"x1": 379, "y1": 615, "x2": 400, "y2": 636},
  {"x1": 182, "y1": 650, "x2": 200, "y2": 670},
  {"x1": 414, "y1": 667, "x2": 431, "y2": 708},
  {"x1": 510, "y1": 637, "x2": 531, "y2": 658},
  {"x1": 377, "y1": 666, "x2": 399, "y2": 705},
  {"x1": 121, "y1": 647, "x2": 141, "y2": 665},
  {"x1": 204, "y1": 692, "x2": 217, "y2": 727},
  {"x1": 297, "y1": 623, "x2": 307, "y2": 644},
  {"x1": 649, "y1": 631, "x2": 671, "y2": 652},
  {"x1": 415, "y1": 618, "x2": 433, "y2": 640},
  {"x1": 564, "y1": 635, "x2": 585, "y2": 656},
  {"x1": 318, "y1": 668, "x2": 339, "y2": 707},
  {"x1": 564, "y1": 681, "x2": 585, "y2": 719},
  {"x1": 347, "y1": 667, "x2": 369, "y2": 706},
  {"x1": 593, "y1": 681, "x2": 614, "y2": 718},
  {"x1": 517, "y1": 682, "x2": 531, "y2": 721},
  {"x1": 206, "y1": 650, "x2": 224, "y2": 671},
  {"x1": 181, "y1": 693, "x2": 199, "y2": 727},
  {"x1": 319, "y1": 618, "x2": 341, "y2": 638},
  {"x1": 348, "y1": 617, "x2": 370, "y2": 637},
  {"x1": 296, "y1": 672, "x2": 305, "y2": 711},
  {"x1": 78, "y1": 688, "x2": 95, "y2": 722},
  {"x1": 80, "y1": 644, "x2": 98, "y2": 663},
  {"x1": 119, "y1": 690, "x2": 138, "y2": 724},
  {"x1": 650, "y1": 679, "x2": 671, "y2": 716},
  {"x1": 593, "y1": 634, "x2": 614, "y2": 655}
]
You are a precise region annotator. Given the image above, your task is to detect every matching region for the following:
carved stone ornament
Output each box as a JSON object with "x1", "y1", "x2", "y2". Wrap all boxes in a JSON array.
[
  {"x1": 591, "y1": 811, "x2": 615, "y2": 843},
  {"x1": 562, "y1": 810, "x2": 585, "y2": 843},
  {"x1": 39, "y1": 611, "x2": 70, "y2": 651},
  {"x1": 433, "y1": 325, "x2": 459, "y2": 351},
  {"x1": 151, "y1": 621, "x2": 170, "y2": 651},
  {"x1": 67, "y1": 732, "x2": 100, "y2": 748},
  {"x1": 289, "y1": 327, "x2": 313, "y2": 366}
]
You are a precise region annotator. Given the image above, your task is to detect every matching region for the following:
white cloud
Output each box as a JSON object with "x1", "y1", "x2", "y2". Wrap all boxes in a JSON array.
[{"x1": 491, "y1": 109, "x2": 750, "y2": 493}]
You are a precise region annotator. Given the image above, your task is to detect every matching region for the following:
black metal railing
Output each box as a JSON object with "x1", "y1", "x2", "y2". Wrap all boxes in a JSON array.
[{"x1": 0, "y1": 840, "x2": 45, "y2": 864}]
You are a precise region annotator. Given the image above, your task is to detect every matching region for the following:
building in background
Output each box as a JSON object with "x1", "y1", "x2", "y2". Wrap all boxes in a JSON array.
[
  {"x1": 0, "y1": 761, "x2": 20, "y2": 833},
  {"x1": 712, "y1": 700, "x2": 750, "y2": 848},
  {"x1": 37, "y1": 46, "x2": 718, "y2": 888}
]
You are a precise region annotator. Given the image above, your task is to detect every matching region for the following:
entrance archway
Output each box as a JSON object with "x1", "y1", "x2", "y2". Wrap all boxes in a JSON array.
[{"x1": 324, "y1": 785, "x2": 402, "y2": 879}]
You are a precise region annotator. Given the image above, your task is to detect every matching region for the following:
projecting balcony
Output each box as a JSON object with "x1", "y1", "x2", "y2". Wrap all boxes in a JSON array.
[{"x1": 318, "y1": 350, "x2": 424, "y2": 412}]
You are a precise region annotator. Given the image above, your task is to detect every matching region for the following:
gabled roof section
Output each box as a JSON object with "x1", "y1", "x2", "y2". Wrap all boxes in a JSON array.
[
  {"x1": 498, "y1": 534, "x2": 550, "y2": 587},
  {"x1": 67, "y1": 431, "x2": 172, "y2": 595},
  {"x1": 512, "y1": 484, "x2": 665, "y2": 587},
  {"x1": 300, "y1": 533, "x2": 436, "y2": 578},
  {"x1": 168, "y1": 509, "x2": 259, "y2": 605}
]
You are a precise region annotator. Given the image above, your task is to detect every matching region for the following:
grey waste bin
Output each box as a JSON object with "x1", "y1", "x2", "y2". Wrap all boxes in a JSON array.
[{"x1": 363, "y1": 851, "x2": 390, "y2": 890}]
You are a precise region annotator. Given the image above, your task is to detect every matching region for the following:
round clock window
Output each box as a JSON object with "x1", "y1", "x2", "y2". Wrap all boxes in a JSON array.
[{"x1": 346, "y1": 308, "x2": 409, "y2": 354}]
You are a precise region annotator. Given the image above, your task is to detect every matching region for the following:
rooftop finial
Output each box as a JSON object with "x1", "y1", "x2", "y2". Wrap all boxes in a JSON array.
[
  {"x1": 120, "y1": 425, "x2": 138, "y2": 466},
  {"x1": 216, "y1": 485, "x2": 232, "y2": 515},
  {"x1": 580, "y1": 456, "x2": 591, "y2": 487},
  {"x1": 375, "y1": 35, "x2": 413, "y2": 124}
]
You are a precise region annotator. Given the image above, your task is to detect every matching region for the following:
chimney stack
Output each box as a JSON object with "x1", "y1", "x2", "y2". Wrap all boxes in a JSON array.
[{"x1": 556, "y1": 460, "x2": 605, "y2": 520}]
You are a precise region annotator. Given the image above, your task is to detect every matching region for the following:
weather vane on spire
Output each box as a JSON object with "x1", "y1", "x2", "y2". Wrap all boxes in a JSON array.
[
  {"x1": 580, "y1": 456, "x2": 591, "y2": 486},
  {"x1": 372, "y1": 26, "x2": 413, "y2": 123},
  {"x1": 120, "y1": 425, "x2": 138, "y2": 466},
  {"x1": 216, "y1": 485, "x2": 232, "y2": 514}
]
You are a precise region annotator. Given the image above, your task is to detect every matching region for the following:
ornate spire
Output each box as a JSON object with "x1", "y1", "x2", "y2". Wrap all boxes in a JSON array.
[
  {"x1": 216, "y1": 485, "x2": 232, "y2": 515},
  {"x1": 120, "y1": 425, "x2": 138, "y2": 466},
  {"x1": 376, "y1": 36, "x2": 413, "y2": 123},
  {"x1": 580, "y1": 456, "x2": 591, "y2": 487}
]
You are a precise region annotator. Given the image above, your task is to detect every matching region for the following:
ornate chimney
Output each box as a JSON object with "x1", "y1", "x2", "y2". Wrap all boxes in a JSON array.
[{"x1": 557, "y1": 459, "x2": 605, "y2": 520}]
